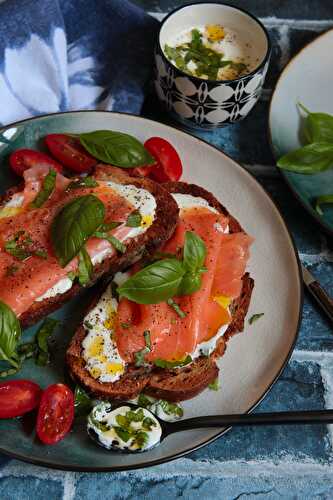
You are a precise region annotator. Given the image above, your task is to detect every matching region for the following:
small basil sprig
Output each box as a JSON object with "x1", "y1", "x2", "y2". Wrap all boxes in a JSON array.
[
  {"x1": 0, "y1": 301, "x2": 21, "y2": 369},
  {"x1": 77, "y1": 130, "x2": 155, "y2": 168},
  {"x1": 314, "y1": 194, "x2": 333, "y2": 215},
  {"x1": 118, "y1": 231, "x2": 206, "y2": 304},
  {"x1": 30, "y1": 169, "x2": 57, "y2": 208},
  {"x1": 277, "y1": 103, "x2": 333, "y2": 174},
  {"x1": 51, "y1": 194, "x2": 105, "y2": 267},
  {"x1": 119, "y1": 258, "x2": 185, "y2": 304}
]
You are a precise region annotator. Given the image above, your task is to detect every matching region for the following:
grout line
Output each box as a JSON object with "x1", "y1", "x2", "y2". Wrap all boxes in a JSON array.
[
  {"x1": 2, "y1": 456, "x2": 333, "y2": 480},
  {"x1": 292, "y1": 349, "x2": 333, "y2": 364},
  {"x1": 277, "y1": 25, "x2": 291, "y2": 70},
  {"x1": 63, "y1": 472, "x2": 77, "y2": 500}
]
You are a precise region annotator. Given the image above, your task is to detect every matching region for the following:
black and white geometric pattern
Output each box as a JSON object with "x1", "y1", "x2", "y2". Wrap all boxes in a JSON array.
[{"x1": 154, "y1": 51, "x2": 269, "y2": 129}]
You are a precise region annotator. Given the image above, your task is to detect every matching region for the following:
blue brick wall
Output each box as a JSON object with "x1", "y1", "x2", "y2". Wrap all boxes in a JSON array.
[{"x1": 2, "y1": 3, "x2": 333, "y2": 499}]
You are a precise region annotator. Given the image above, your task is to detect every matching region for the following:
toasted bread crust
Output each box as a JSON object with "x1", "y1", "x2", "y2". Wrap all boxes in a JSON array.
[
  {"x1": 66, "y1": 181, "x2": 254, "y2": 402},
  {"x1": 0, "y1": 171, "x2": 179, "y2": 328}
]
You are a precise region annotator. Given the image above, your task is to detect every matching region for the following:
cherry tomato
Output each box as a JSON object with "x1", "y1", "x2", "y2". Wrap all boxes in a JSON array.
[
  {"x1": 0, "y1": 380, "x2": 41, "y2": 419},
  {"x1": 45, "y1": 134, "x2": 97, "y2": 173},
  {"x1": 143, "y1": 137, "x2": 182, "y2": 182},
  {"x1": 9, "y1": 149, "x2": 63, "y2": 177},
  {"x1": 36, "y1": 383, "x2": 74, "y2": 445}
]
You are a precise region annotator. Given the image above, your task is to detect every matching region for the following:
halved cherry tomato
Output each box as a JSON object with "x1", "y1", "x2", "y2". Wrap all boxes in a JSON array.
[
  {"x1": 36, "y1": 383, "x2": 74, "y2": 445},
  {"x1": 9, "y1": 149, "x2": 63, "y2": 177},
  {"x1": 45, "y1": 134, "x2": 97, "y2": 173},
  {"x1": 0, "y1": 380, "x2": 41, "y2": 419},
  {"x1": 143, "y1": 137, "x2": 182, "y2": 182}
]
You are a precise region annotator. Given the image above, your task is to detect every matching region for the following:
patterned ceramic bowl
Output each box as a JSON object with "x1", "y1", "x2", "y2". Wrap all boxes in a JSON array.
[{"x1": 154, "y1": 2, "x2": 271, "y2": 129}]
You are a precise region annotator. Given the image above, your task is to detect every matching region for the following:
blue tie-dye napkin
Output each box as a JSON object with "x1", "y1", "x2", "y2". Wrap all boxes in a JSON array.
[{"x1": 0, "y1": 0, "x2": 159, "y2": 126}]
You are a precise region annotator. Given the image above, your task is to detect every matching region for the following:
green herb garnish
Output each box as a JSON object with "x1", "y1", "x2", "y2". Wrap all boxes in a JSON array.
[
  {"x1": 67, "y1": 177, "x2": 98, "y2": 191},
  {"x1": 134, "y1": 330, "x2": 151, "y2": 367},
  {"x1": 154, "y1": 355, "x2": 192, "y2": 369},
  {"x1": 78, "y1": 130, "x2": 155, "y2": 168},
  {"x1": 78, "y1": 246, "x2": 93, "y2": 286},
  {"x1": 0, "y1": 301, "x2": 22, "y2": 370},
  {"x1": 94, "y1": 231, "x2": 126, "y2": 254},
  {"x1": 114, "y1": 426, "x2": 132, "y2": 442},
  {"x1": 248, "y1": 313, "x2": 264, "y2": 325},
  {"x1": 277, "y1": 103, "x2": 333, "y2": 174},
  {"x1": 30, "y1": 169, "x2": 56, "y2": 208},
  {"x1": 164, "y1": 29, "x2": 247, "y2": 80},
  {"x1": 208, "y1": 378, "x2": 219, "y2": 391},
  {"x1": 51, "y1": 194, "x2": 105, "y2": 267},
  {"x1": 126, "y1": 211, "x2": 142, "y2": 228},
  {"x1": 74, "y1": 385, "x2": 92, "y2": 417},
  {"x1": 167, "y1": 298, "x2": 187, "y2": 318}
]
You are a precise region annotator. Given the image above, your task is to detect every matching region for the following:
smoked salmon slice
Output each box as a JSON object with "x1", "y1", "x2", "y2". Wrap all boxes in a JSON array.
[
  {"x1": 0, "y1": 166, "x2": 137, "y2": 316},
  {"x1": 116, "y1": 204, "x2": 252, "y2": 363}
]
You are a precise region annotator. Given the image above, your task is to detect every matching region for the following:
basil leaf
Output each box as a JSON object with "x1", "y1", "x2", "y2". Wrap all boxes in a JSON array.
[
  {"x1": 74, "y1": 385, "x2": 92, "y2": 417},
  {"x1": 183, "y1": 231, "x2": 206, "y2": 273},
  {"x1": 51, "y1": 194, "x2": 105, "y2": 267},
  {"x1": 277, "y1": 142, "x2": 333, "y2": 174},
  {"x1": 248, "y1": 313, "x2": 264, "y2": 325},
  {"x1": 126, "y1": 211, "x2": 142, "y2": 228},
  {"x1": 0, "y1": 301, "x2": 21, "y2": 368},
  {"x1": 118, "y1": 258, "x2": 185, "y2": 304},
  {"x1": 314, "y1": 194, "x2": 333, "y2": 215},
  {"x1": 94, "y1": 231, "x2": 126, "y2": 254},
  {"x1": 36, "y1": 317, "x2": 59, "y2": 353},
  {"x1": 30, "y1": 169, "x2": 56, "y2": 208},
  {"x1": 67, "y1": 177, "x2": 98, "y2": 191},
  {"x1": 298, "y1": 103, "x2": 333, "y2": 144},
  {"x1": 78, "y1": 246, "x2": 93, "y2": 286},
  {"x1": 154, "y1": 355, "x2": 192, "y2": 369},
  {"x1": 78, "y1": 130, "x2": 155, "y2": 168}
]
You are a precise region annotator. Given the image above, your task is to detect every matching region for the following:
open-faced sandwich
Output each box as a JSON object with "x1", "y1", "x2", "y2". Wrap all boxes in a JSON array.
[{"x1": 67, "y1": 181, "x2": 254, "y2": 402}]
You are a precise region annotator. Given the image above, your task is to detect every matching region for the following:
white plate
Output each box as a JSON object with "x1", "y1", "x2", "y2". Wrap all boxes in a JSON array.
[{"x1": 0, "y1": 111, "x2": 302, "y2": 471}]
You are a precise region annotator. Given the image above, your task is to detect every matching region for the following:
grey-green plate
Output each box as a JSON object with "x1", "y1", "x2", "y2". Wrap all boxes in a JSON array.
[
  {"x1": 0, "y1": 111, "x2": 302, "y2": 471},
  {"x1": 269, "y1": 28, "x2": 333, "y2": 236}
]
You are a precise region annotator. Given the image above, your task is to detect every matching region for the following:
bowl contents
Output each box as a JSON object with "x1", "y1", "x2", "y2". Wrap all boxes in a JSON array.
[
  {"x1": 87, "y1": 402, "x2": 162, "y2": 452},
  {"x1": 164, "y1": 25, "x2": 257, "y2": 80}
]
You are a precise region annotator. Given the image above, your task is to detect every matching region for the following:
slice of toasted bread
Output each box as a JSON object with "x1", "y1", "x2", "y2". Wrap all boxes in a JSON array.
[
  {"x1": 66, "y1": 181, "x2": 254, "y2": 402},
  {"x1": 0, "y1": 168, "x2": 179, "y2": 328}
]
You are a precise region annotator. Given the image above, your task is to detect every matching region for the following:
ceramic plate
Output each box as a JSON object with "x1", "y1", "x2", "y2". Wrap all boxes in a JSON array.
[
  {"x1": 0, "y1": 111, "x2": 302, "y2": 471},
  {"x1": 269, "y1": 28, "x2": 333, "y2": 235}
]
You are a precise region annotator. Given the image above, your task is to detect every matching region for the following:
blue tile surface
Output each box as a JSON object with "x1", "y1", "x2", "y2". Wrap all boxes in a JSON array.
[{"x1": 2, "y1": 2, "x2": 333, "y2": 499}]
